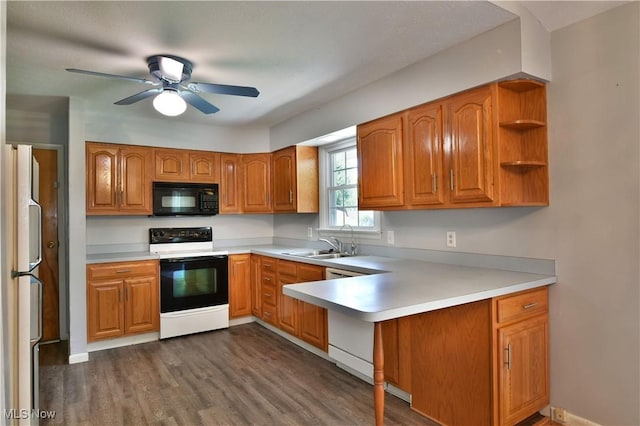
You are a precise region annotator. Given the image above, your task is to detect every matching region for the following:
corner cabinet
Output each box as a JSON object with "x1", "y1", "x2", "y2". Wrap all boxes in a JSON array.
[
  {"x1": 86, "y1": 142, "x2": 153, "y2": 215},
  {"x1": 272, "y1": 146, "x2": 319, "y2": 213},
  {"x1": 357, "y1": 79, "x2": 548, "y2": 211},
  {"x1": 86, "y1": 260, "x2": 159, "y2": 342}
]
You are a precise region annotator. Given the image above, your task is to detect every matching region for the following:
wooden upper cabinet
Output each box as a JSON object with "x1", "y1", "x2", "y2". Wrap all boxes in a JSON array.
[
  {"x1": 190, "y1": 151, "x2": 220, "y2": 183},
  {"x1": 219, "y1": 153, "x2": 242, "y2": 214},
  {"x1": 242, "y1": 153, "x2": 272, "y2": 213},
  {"x1": 357, "y1": 113, "x2": 405, "y2": 209},
  {"x1": 154, "y1": 148, "x2": 190, "y2": 181},
  {"x1": 154, "y1": 148, "x2": 220, "y2": 183},
  {"x1": 447, "y1": 85, "x2": 497, "y2": 205},
  {"x1": 405, "y1": 103, "x2": 445, "y2": 207},
  {"x1": 86, "y1": 142, "x2": 152, "y2": 215},
  {"x1": 272, "y1": 146, "x2": 319, "y2": 213}
]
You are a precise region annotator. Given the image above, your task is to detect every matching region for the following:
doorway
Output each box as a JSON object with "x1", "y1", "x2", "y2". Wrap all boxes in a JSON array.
[{"x1": 33, "y1": 147, "x2": 65, "y2": 343}]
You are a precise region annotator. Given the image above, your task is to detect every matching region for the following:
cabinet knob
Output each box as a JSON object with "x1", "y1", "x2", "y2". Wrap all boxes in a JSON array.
[{"x1": 47, "y1": 241, "x2": 57, "y2": 249}]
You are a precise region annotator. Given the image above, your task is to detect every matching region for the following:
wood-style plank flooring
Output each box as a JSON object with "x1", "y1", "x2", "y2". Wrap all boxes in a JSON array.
[{"x1": 39, "y1": 323, "x2": 435, "y2": 425}]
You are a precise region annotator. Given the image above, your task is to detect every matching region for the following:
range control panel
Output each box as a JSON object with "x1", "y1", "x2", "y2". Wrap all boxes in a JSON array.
[{"x1": 149, "y1": 227, "x2": 213, "y2": 244}]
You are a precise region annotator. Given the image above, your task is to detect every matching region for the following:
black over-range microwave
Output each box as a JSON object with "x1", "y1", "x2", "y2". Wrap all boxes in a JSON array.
[{"x1": 153, "y1": 182, "x2": 219, "y2": 216}]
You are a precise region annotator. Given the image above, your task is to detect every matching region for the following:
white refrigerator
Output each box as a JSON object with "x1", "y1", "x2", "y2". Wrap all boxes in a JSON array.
[{"x1": 5, "y1": 144, "x2": 43, "y2": 424}]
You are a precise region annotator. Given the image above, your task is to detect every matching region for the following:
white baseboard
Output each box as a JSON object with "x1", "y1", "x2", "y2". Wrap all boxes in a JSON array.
[
  {"x1": 68, "y1": 352, "x2": 89, "y2": 364},
  {"x1": 550, "y1": 406, "x2": 602, "y2": 426}
]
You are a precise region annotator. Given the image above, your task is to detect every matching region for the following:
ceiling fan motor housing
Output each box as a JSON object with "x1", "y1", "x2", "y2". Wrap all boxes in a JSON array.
[{"x1": 147, "y1": 55, "x2": 193, "y2": 83}]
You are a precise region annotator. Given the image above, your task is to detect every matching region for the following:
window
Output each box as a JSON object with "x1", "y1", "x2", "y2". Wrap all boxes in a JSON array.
[{"x1": 320, "y1": 138, "x2": 379, "y2": 233}]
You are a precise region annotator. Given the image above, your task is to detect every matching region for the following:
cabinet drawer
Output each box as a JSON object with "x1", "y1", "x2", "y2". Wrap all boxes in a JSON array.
[
  {"x1": 262, "y1": 304, "x2": 278, "y2": 325},
  {"x1": 261, "y1": 271, "x2": 276, "y2": 288},
  {"x1": 262, "y1": 283, "x2": 278, "y2": 307},
  {"x1": 278, "y1": 260, "x2": 297, "y2": 277},
  {"x1": 87, "y1": 260, "x2": 158, "y2": 281},
  {"x1": 496, "y1": 287, "x2": 548, "y2": 324},
  {"x1": 261, "y1": 258, "x2": 277, "y2": 274}
]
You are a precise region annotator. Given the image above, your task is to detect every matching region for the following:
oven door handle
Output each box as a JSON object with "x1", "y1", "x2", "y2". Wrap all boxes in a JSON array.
[{"x1": 161, "y1": 255, "x2": 228, "y2": 263}]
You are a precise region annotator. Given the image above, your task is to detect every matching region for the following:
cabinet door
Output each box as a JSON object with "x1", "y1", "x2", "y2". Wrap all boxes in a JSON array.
[
  {"x1": 119, "y1": 145, "x2": 153, "y2": 214},
  {"x1": 250, "y1": 255, "x2": 262, "y2": 317},
  {"x1": 357, "y1": 113, "x2": 405, "y2": 208},
  {"x1": 242, "y1": 153, "x2": 272, "y2": 213},
  {"x1": 190, "y1": 151, "x2": 220, "y2": 183},
  {"x1": 278, "y1": 271, "x2": 299, "y2": 336},
  {"x1": 220, "y1": 154, "x2": 242, "y2": 213},
  {"x1": 124, "y1": 275, "x2": 159, "y2": 335},
  {"x1": 498, "y1": 315, "x2": 549, "y2": 426},
  {"x1": 406, "y1": 104, "x2": 445, "y2": 207},
  {"x1": 87, "y1": 279, "x2": 124, "y2": 341},
  {"x1": 86, "y1": 143, "x2": 119, "y2": 214},
  {"x1": 154, "y1": 148, "x2": 189, "y2": 181},
  {"x1": 272, "y1": 147, "x2": 296, "y2": 212},
  {"x1": 447, "y1": 85, "x2": 496, "y2": 205},
  {"x1": 297, "y1": 264, "x2": 326, "y2": 350},
  {"x1": 229, "y1": 254, "x2": 252, "y2": 318}
]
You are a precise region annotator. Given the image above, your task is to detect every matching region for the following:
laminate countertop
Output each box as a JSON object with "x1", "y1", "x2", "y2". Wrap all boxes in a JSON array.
[
  {"x1": 86, "y1": 245, "x2": 556, "y2": 323},
  {"x1": 276, "y1": 251, "x2": 557, "y2": 323}
]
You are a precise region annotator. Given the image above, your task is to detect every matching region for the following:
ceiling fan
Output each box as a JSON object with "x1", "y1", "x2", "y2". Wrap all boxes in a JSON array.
[{"x1": 66, "y1": 54, "x2": 259, "y2": 116}]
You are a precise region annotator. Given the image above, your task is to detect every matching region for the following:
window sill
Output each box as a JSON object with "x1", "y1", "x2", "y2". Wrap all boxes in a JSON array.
[{"x1": 317, "y1": 228, "x2": 382, "y2": 240}]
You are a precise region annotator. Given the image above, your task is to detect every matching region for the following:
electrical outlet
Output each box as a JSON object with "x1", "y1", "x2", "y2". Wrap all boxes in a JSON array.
[
  {"x1": 551, "y1": 407, "x2": 567, "y2": 423},
  {"x1": 307, "y1": 227, "x2": 313, "y2": 239},
  {"x1": 446, "y1": 231, "x2": 456, "y2": 248},
  {"x1": 387, "y1": 230, "x2": 395, "y2": 245}
]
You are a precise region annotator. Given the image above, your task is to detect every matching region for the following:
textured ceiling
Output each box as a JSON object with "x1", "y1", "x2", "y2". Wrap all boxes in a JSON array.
[{"x1": 5, "y1": 1, "x2": 627, "y2": 128}]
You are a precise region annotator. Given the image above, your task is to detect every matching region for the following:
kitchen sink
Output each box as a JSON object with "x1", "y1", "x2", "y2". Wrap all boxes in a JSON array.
[{"x1": 283, "y1": 250, "x2": 353, "y2": 259}]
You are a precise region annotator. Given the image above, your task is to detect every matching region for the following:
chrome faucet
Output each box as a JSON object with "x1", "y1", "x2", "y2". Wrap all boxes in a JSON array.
[{"x1": 319, "y1": 237, "x2": 342, "y2": 253}]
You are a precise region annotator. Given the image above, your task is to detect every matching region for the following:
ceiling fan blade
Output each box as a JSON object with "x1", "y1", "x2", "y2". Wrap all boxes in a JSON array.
[
  {"x1": 66, "y1": 68, "x2": 157, "y2": 85},
  {"x1": 187, "y1": 82, "x2": 259, "y2": 98},
  {"x1": 179, "y1": 91, "x2": 220, "y2": 114},
  {"x1": 114, "y1": 88, "x2": 163, "y2": 105}
]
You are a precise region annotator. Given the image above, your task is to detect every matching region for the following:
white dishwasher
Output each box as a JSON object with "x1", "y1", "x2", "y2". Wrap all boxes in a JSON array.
[{"x1": 325, "y1": 267, "x2": 374, "y2": 382}]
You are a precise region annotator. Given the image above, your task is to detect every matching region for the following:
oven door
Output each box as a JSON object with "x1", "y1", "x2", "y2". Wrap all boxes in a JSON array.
[{"x1": 159, "y1": 255, "x2": 228, "y2": 313}]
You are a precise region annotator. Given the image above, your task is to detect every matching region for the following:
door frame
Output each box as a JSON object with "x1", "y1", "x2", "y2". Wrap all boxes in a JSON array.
[{"x1": 19, "y1": 142, "x2": 69, "y2": 341}]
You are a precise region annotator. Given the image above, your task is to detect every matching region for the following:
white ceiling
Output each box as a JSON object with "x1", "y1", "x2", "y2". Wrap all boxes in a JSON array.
[{"x1": 5, "y1": 1, "x2": 627, "y2": 128}]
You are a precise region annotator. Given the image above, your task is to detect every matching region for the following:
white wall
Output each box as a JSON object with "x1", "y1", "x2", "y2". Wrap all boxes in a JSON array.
[{"x1": 273, "y1": 3, "x2": 639, "y2": 424}]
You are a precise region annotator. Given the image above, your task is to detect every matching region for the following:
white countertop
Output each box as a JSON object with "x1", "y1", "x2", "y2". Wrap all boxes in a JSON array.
[
  {"x1": 282, "y1": 256, "x2": 555, "y2": 322},
  {"x1": 86, "y1": 244, "x2": 556, "y2": 323}
]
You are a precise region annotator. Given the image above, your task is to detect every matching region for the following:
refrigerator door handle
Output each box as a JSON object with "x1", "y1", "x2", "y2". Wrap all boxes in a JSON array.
[
  {"x1": 28, "y1": 198, "x2": 43, "y2": 273},
  {"x1": 30, "y1": 275, "x2": 43, "y2": 346}
]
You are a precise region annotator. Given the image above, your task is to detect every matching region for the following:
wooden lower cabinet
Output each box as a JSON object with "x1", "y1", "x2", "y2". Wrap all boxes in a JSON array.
[
  {"x1": 229, "y1": 254, "x2": 252, "y2": 318},
  {"x1": 86, "y1": 260, "x2": 159, "y2": 342},
  {"x1": 250, "y1": 255, "x2": 327, "y2": 351},
  {"x1": 381, "y1": 317, "x2": 411, "y2": 393},
  {"x1": 408, "y1": 287, "x2": 549, "y2": 426}
]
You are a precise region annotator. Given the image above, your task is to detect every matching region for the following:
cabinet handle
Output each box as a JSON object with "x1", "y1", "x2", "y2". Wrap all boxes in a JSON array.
[
  {"x1": 116, "y1": 269, "x2": 133, "y2": 274},
  {"x1": 450, "y1": 169, "x2": 454, "y2": 191},
  {"x1": 264, "y1": 311, "x2": 272, "y2": 317},
  {"x1": 432, "y1": 174, "x2": 437, "y2": 194},
  {"x1": 264, "y1": 292, "x2": 272, "y2": 297},
  {"x1": 264, "y1": 277, "x2": 271, "y2": 282},
  {"x1": 522, "y1": 302, "x2": 538, "y2": 310},
  {"x1": 289, "y1": 190, "x2": 293, "y2": 204},
  {"x1": 504, "y1": 343, "x2": 512, "y2": 371}
]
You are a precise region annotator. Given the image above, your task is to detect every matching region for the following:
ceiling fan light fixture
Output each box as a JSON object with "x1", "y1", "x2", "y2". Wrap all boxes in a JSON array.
[{"x1": 153, "y1": 90, "x2": 187, "y2": 116}]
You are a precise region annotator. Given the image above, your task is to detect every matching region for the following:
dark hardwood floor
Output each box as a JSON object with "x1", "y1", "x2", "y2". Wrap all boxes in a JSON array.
[{"x1": 39, "y1": 323, "x2": 435, "y2": 425}]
